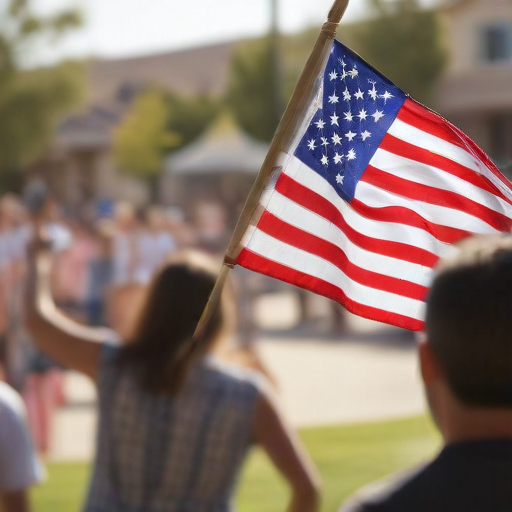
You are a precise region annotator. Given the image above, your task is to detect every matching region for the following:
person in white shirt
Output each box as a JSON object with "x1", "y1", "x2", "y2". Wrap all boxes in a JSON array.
[
  {"x1": 134, "y1": 206, "x2": 176, "y2": 284},
  {"x1": 0, "y1": 381, "x2": 44, "y2": 512}
]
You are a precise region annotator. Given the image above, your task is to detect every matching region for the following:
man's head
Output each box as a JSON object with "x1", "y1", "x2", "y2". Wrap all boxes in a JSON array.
[{"x1": 424, "y1": 234, "x2": 512, "y2": 410}]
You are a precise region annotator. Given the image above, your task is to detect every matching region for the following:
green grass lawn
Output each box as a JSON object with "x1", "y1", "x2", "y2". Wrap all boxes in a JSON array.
[{"x1": 32, "y1": 415, "x2": 440, "y2": 512}]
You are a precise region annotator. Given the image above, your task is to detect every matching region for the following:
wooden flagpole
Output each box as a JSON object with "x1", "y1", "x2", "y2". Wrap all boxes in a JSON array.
[{"x1": 193, "y1": 0, "x2": 350, "y2": 341}]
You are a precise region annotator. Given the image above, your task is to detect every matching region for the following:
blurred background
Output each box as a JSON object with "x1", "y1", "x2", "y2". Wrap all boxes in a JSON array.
[{"x1": 0, "y1": 0, "x2": 511, "y2": 510}]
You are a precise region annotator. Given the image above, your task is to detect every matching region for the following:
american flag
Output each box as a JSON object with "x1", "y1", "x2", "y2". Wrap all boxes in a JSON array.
[{"x1": 234, "y1": 40, "x2": 512, "y2": 331}]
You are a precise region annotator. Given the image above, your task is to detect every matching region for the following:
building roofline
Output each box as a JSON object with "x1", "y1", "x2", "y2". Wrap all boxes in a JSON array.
[{"x1": 438, "y1": 0, "x2": 473, "y2": 12}]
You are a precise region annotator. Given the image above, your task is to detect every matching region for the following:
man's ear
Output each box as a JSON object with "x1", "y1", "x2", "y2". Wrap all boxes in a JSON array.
[{"x1": 418, "y1": 335, "x2": 440, "y2": 387}]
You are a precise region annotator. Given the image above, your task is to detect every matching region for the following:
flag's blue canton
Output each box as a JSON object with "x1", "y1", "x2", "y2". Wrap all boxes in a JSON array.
[{"x1": 294, "y1": 40, "x2": 407, "y2": 202}]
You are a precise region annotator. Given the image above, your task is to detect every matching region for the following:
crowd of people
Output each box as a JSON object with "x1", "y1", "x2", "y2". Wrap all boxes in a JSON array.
[
  {"x1": 0, "y1": 188, "x2": 257, "y2": 459},
  {"x1": 2, "y1": 182, "x2": 512, "y2": 512}
]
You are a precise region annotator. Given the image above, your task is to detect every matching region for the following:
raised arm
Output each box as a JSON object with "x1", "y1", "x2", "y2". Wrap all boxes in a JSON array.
[
  {"x1": 253, "y1": 385, "x2": 322, "y2": 512},
  {"x1": 23, "y1": 236, "x2": 113, "y2": 381}
]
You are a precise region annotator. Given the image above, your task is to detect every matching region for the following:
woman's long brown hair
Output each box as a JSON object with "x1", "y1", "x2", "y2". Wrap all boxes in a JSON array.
[{"x1": 118, "y1": 251, "x2": 228, "y2": 395}]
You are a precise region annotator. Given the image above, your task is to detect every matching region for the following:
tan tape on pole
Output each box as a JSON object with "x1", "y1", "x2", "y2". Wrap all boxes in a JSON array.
[{"x1": 193, "y1": 0, "x2": 350, "y2": 342}]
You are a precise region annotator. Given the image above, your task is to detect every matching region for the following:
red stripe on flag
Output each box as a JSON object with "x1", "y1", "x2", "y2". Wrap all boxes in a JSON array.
[
  {"x1": 362, "y1": 166, "x2": 512, "y2": 233},
  {"x1": 379, "y1": 133, "x2": 512, "y2": 206},
  {"x1": 399, "y1": 99, "x2": 511, "y2": 192},
  {"x1": 257, "y1": 210, "x2": 429, "y2": 301},
  {"x1": 350, "y1": 198, "x2": 471, "y2": 244},
  {"x1": 237, "y1": 248, "x2": 424, "y2": 331},
  {"x1": 276, "y1": 173, "x2": 438, "y2": 267}
]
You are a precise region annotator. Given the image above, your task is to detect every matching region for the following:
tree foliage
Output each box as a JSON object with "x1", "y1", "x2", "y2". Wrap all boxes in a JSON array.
[
  {"x1": 166, "y1": 92, "x2": 221, "y2": 152},
  {"x1": 0, "y1": 0, "x2": 84, "y2": 184},
  {"x1": 113, "y1": 89, "x2": 179, "y2": 178},
  {"x1": 226, "y1": 37, "x2": 285, "y2": 142},
  {"x1": 350, "y1": 0, "x2": 447, "y2": 104},
  {"x1": 114, "y1": 88, "x2": 220, "y2": 180}
]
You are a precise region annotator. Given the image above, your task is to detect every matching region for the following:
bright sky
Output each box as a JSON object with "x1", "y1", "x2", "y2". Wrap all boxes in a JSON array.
[{"x1": 31, "y1": 0, "x2": 369, "y2": 63}]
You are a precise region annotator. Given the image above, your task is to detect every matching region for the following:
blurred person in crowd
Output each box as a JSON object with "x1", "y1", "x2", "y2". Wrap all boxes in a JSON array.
[
  {"x1": 223, "y1": 266, "x2": 279, "y2": 389},
  {"x1": 194, "y1": 200, "x2": 230, "y2": 255},
  {"x1": 0, "y1": 197, "x2": 12, "y2": 379},
  {"x1": 52, "y1": 219, "x2": 96, "y2": 322},
  {"x1": 24, "y1": 235, "x2": 321, "y2": 512},
  {"x1": 231, "y1": 265, "x2": 259, "y2": 346},
  {"x1": 339, "y1": 234, "x2": 512, "y2": 512},
  {"x1": 18, "y1": 183, "x2": 68, "y2": 455},
  {"x1": 134, "y1": 206, "x2": 176, "y2": 285},
  {"x1": 111, "y1": 201, "x2": 138, "y2": 285},
  {"x1": 164, "y1": 207, "x2": 198, "y2": 248},
  {"x1": 107, "y1": 201, "x2": 146, "y2": 338},
  {"x1": 85, "y1": 219, "x2": 115, "y2": 327},
  {"x1": 0, "y1": 380, "x2": 44, "y2": 512},
  {"x1": 0, "y1": 193, "x2": 31, "y2": 390}
]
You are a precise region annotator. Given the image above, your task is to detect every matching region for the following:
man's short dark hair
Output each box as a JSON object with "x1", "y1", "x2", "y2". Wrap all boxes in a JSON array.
[{"x1": 426, "y1": 235, "x2": 512, "y2": 408}]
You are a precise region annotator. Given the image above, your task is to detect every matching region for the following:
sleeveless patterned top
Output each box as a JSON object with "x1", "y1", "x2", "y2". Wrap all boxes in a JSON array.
[{"x1": 84, "y1": 344, "x2": 263, "y2": 512}]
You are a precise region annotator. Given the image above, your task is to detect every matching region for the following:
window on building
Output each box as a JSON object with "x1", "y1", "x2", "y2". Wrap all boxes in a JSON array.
[
  {"x1": 488, "y1": 115, "x2": 512, "y2": 169},
  {"x1": 482, "y1": 24, "x2": 512, "y2": 63}
]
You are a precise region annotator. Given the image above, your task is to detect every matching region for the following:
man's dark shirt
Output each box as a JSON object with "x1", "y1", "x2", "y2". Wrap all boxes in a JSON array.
[{"x1": 340, "y1": 440, "x2": 512, "y2": 512}]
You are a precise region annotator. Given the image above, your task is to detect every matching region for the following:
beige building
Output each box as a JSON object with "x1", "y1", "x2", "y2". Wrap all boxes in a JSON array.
[{"x1": 436, "y1": 0, "x2": 512, "y2": 169}]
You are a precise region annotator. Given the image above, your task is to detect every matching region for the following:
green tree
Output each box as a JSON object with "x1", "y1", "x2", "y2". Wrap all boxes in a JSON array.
[
  {"x1": 0, "y1": 0, "x2": 84, "y2": 190},
  {"x1": 351, "y1": 0, "x2": 447, "y2": 104},
  {"x1": 114, "y1": 89, "x2": 220, "y2": 199},
  {"x1": 114, "y1": 89, "x2": 179, "y2": 177},
  {"x1": 166, "y1": 92, "x2": 221, "y2": 152},
  {"x1": 226, "y1": 37, "x2": 285, "y2": 142}
]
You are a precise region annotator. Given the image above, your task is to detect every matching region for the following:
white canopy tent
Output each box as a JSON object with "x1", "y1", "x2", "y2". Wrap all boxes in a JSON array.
[
  {"x1": 164, "y1": 113, "x2": 269, "y2": 176},
  {"x1": 162, "y1": 114, "x2": 269, "y2": 212}
]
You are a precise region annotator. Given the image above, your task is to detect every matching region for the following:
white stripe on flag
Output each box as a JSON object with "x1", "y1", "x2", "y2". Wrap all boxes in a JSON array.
[
  {"x1": 264, "y1": 189, "x2": 434, "y2": 286},
  {"x1": 388, "y1": 118, "x2": 486, "y2": 177},
  {"x1": 355, "y1": 181, "x2": 502, "y2": 235},
  {"x1": 279, "y1": 154, "x2": 454, "y2": 256},
  {"x1": 243, "y1": 225, "x2": 426, "y2": 321},
  {"x1": 389, "y1": 118, "x2": 512, "y2": 202},
  {"x1": 370, "y1": 148, "x2": 512, "y2": 217}
]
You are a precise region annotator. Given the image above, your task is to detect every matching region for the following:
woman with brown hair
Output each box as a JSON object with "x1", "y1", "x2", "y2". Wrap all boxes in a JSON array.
[{"x1": 24, "y1": 237, "x2": 321, "y2": 512}]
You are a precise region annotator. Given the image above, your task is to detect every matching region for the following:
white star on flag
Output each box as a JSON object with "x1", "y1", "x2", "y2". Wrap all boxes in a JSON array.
[
  {"x1": 329, "y1": 70, "x2": 338, "y2": 81},
  {"x1": 344, "y1": 111, "x2": 353, "y2": 122},
  {"x1": 345, "y1": 130, "x2": 356, "y2": 141},
  {"x1": 371, "y1": 110, "x2": 385, "y2": 122},
  {"x1": 346, "y1": 148, "x2": 356, "y2": 160},
  {"x1": 361, "y1": 130, "x2": 372, "y2": 141},
  {"x1": 333, "y1": 153, "x2": 343, "y2": 164},
  {"x1": 354, "y1": 88, "x2": 364, "y2": 100},
  {"x1": 348, "y1": 67, "x2": 358, "y2": 78},
  {"x1": 332, "y1": 133, "x2": 342, "y2": 145},
  {"x1": 307, "y1": 139, "x2": 316, "y2": 150},
  {"x1": 357, "y1": 109, "x2": 368, "y2": 121},
  {"x1": 335, "y1": 173, "x2": 344, "y2": 184},
  {"x1": 368, "y1": 82, "x2": 378, "y2": 100},
  {"x1": 315, "y1": 119, "x2": 326, "y2": 129},
  {"x1": 328, "y1": 93, "x2": 339, "y2": 104},
  {"x1": 380, "y1": 91, "x2": 393, "y2": 102},
  {"x1": 321, "y1": 155, "x2": 329, "y2": 165},
  {"x1": 330, "y1": 113, "x2": 339, "y2": 126}
]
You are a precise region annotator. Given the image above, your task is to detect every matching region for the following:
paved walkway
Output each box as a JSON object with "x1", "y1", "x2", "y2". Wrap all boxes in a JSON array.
[{"x1": 49, "y1": 291, "x2": 426, "y2": 461}]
